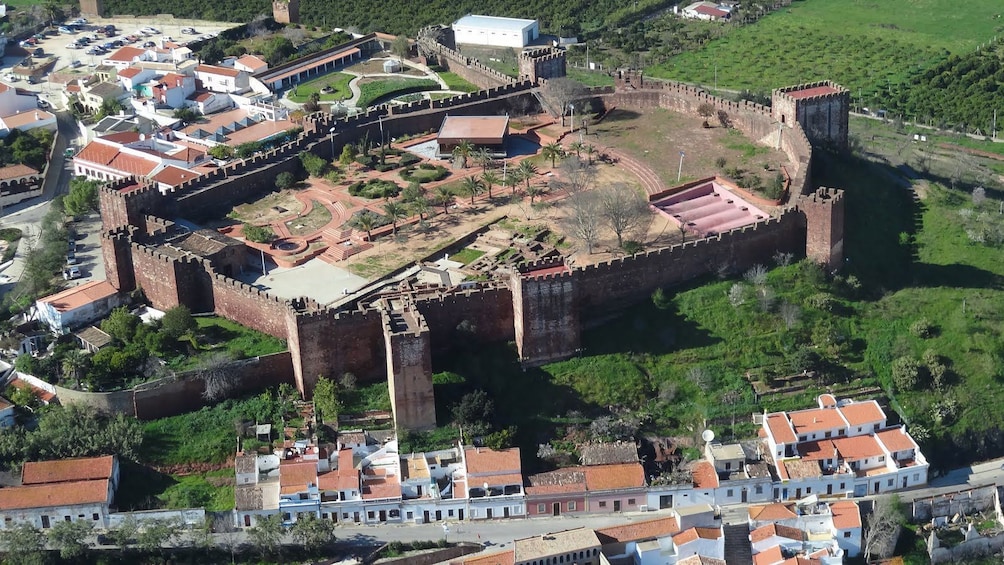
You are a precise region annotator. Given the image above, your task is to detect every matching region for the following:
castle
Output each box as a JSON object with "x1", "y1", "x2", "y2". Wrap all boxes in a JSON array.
[{"x1": 98, "y1": 71, "x2": 847, "y2": 432}]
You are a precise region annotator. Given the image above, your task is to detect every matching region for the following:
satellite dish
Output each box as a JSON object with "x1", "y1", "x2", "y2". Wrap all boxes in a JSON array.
[{"x1": 702, "y1": 429, "x2": 715, "y2": 443}]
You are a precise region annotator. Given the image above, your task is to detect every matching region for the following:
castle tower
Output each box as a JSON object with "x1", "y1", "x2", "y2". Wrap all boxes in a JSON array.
[
  {"x1": 79, "y1": 0, "x2": 102, "y2": 18},
  {"x1": 510, "y1": 260, "x2": 580, "y2": 367},
  {"x1": 772, "y1": 81, "x2": 850, "y2": 150},
  {"x1": 272, "y1": 0, "x2": 300, "y2": 24},
  {"x1": 381, "y1": 303, "x2": 436, "y2": 431},
  {"x1": 518, "y1": 47, "x2": 566, "y2": 84},
  {"x1": 798, "y1": 187, "x2": 845, "y2": 270}
]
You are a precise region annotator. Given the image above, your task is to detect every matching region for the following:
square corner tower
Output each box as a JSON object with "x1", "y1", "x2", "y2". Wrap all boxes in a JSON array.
[{"x1": 772, "y1": 81, "x2": 850, "y2": 150}]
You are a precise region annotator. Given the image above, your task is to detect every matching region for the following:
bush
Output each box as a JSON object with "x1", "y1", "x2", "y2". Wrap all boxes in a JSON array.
[
  {"x1": 347, "y1": 179, "x2": 401, "y2": 199},
  {"x1": 275, "y1": 171, "x2": 296, "y2": 190},
  {"x1": 355, "y1": 154, "x2": 376, "y2": 168},
  {"x1": 399, "y1": 164, "x2": 448, "y2": 183},
  {"x1": 399, "y1": 153, "x2": 421, "y2": 166},
  {"x1": 909, "y1": 318, "x2": 935, "y2": 338},
  {"x1": 891, "y1": 356, "x2": 922, "y2": 391},
  {"x1": 622, "y1": 240, "x2": 644, "y2": 254},
  {"x1": 243, "y1": 223, "x2": 276, "y2": 243},
  {"x1": 299, "y1": 151, "x2": 328, "y2": 177}
]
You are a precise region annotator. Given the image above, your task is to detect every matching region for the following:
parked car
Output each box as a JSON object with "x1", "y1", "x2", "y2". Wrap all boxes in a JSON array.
[
  {"x1": 37, "y1": 98, "x2": 50, "y2": 109},
  {"x1": 67, "y1": 42, "x2": 81, "y2": 49},
  {"x1": 26, "y1": 76, "x2": 38, "y2": 85},
  {"x1": 181, "y1": 27, "x2": 197, "y2": 35},
  {"x1": 70, "y1": 60, "x2": 82, "y2": 68},
  {"x1": 58, "y1": 26, "x2": 74, "y2": 34},
  {"x1": 66, "y1": 255, "x2": 79, "y2": 266},
  {"x1": 142, "y1": 41, "x2": 155, "y2": 48},
  {"x1": 101, "y1": 42, "x2": 114, "y2": 50},
  {"x1": 140, "y1": 26, "x2": 160, "y2": 35},
  {"x1": 32, "y1": 47, "x2": 43, "y2": 57},
  {"x1": 85, "y1": 46, "x2": 103, "y2": 55},
  {"x1": 63, "y1": 266, "x2": 81, "y2": 280}
]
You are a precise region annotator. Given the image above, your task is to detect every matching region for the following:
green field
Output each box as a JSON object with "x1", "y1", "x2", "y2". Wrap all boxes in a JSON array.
[
  {"x1": 357, "y1": 78, "x2": 440, "y2": 108},
  {"x1": 649, "y1": 0, "x2": 1004, "y2": 99},
  {"x1": 287, "y1": 72, "x2": 354, "y2": 103},
  {"x1": 438, "y1": 71, "x2": 479, "y2": 93}
]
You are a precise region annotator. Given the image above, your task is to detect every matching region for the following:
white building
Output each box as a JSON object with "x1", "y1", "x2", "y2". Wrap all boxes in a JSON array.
[
  {"x1": 0, "y1": 456, "x2": 119, "y2": 530},
  {"x1": 73, "y1": 130, "x2": 209, "y2": 185},
  {"x1": 747, "y1": 499, "x2": 862, "y2": 561},
  {"x1": 452, "y1": 14, "x2": 539, "y2": 48},
  {"x1": 681, "y1": 1, "x2": 732, "y2": 21},
  {"x1": 0, "y1": 83, "x2": 57, "y2": 137},
  {"x1": 34, "y1": 280, "x2": 123, "y2": 334},
  {"x1": 194, "y1": 64, "x2": 250, "y2": 94}
]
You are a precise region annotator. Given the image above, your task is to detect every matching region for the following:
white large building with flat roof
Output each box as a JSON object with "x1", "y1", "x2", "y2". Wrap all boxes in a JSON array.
[{"x1": 452, "y1": 14, "x2": 539, "y2": 48}]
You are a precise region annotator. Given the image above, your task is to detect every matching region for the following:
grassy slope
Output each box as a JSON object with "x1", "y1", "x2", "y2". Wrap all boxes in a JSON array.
[{"x1": 648, "y1": 0, "x2": 1004, "y2": 96}]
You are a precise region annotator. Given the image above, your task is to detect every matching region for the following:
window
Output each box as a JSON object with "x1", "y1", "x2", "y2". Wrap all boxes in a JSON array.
[
  {"x1": 879, "y1": 455, "x2": 885, "y2": 462},
  {"x1": 838, "y1": 429, "x2": 845, "y2": 436},
  {"x1": 78, "y1": 515, "x2": 84, "y2": 519},
  {"x1": 825, "y1": 431, "x2": 832, "y2": 438},
  {"x1": 628, "y1": 498, "x2": 635, "y2": 505},
  {"x1": 599, "y1": 501, "x2": 607, "y2": 508},
  {"x1": 406, "y1": 512, "x2": 413, "y2": 520},
  {"x1": 799, "y1": 435, "x2": 807, "y2": 442},
  {"x1": 448, "y1": 510, "x2": 454, "y2": 517},
  {"x1": 367, "y1": 511, "x2": 375, "y2": 519},
  {"x1": 755, "y1": 485, "x2": 763, "y2": 494},
  {"x1": 282, "y1": 513, "x2": 291, "y2": 521},
  {"x1": 913, "y1": 473, "x2": 920, "y2": 481},
  {"x1": 726, "y1": 489, "x2": 733, "y2": 497},
  {"x1": 538, "y1": 503, "x2": 546, "y2": 513},
  {"x1": 64, "y1": 516, "x2": 71, "y2": 522},
  {"x1": 725, "y1": 462, "x2": 732, "y2": 470},
  {"x1": 342, "y1": 513, "x2": 349, "y2": 519},
  {"x1": 887, "y1": 479, "x2": 894, "y2": 487},
  {"x1": 843, "y1": 531, "x2": 851, "y2": 538},
  {"x1": 567, "y1": 501, "x2": 576, "y2": 511},
  {"x1": 874, "y1": 424, "x2": 880, "y2": 431},
  {"x1": 840, "y1": 483, "x2": 845, "y2": 490}
]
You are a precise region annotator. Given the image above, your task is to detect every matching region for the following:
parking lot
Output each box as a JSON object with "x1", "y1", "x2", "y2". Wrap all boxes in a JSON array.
[{"x1": 3, "y1": 16, "x2": 239, "y2": 104}]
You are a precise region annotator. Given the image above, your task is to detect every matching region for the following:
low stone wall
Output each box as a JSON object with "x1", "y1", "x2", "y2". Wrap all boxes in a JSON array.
[
  {"x1": 912, "y1": 485, "x2": 997, "y2": 522},
  {"x1": 370, "y1": 543, "x2": 483, "y2": 565}
]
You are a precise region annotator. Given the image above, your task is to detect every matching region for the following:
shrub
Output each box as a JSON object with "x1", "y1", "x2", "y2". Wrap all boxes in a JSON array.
[
  {"x1": 909, "y1": 318, "x2": 935, "y2": 338},
  {"x1": 299, "y1": 151, "x2": 328, "y2": 177},
  {"x1": 275, "y1": 172, "x2": 296, "y2": 190},
  {"x1": 347, "y1": 179, "x2": 401, "y2": 199},
  {"x1": 891, "y1": 356, "x2": 922, "y2": 391},
  {"x1": 806, "y1": 292, "x2": 836, "y2": 311},
  {"x1": 622, "y1": 240, "x2": 644, "y2": 254},
  {"x1": 355, "y1": 154, "x2": 376, "y2": 168},
  {"x1": 243, "y1": 223, "x2": 276, "y2": 243},
  {"x1": 374, "y1": 163, "x2": 398, "y2": 172},
  {"x1": 399, "y1": 153, "x2": 421, "y2": 166},
  {"x1": 714, "y1": 156, "x2": 727, "y2": 169}
]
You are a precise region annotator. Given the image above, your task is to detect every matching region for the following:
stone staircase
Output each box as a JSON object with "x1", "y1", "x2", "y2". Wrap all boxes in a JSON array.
[
  {"x1": 722, "y1": 523, "x2": 753, "y2": 565},
  {"x1": 318, "y1": 241, "x2": 373, "y2": 264}
]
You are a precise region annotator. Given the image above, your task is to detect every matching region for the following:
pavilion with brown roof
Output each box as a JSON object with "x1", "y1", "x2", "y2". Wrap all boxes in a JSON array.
[{"x1": 437, "y1": 115, "x2": 509, "y2": 158}]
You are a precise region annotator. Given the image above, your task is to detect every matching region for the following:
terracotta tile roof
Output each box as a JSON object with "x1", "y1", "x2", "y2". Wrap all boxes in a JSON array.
[
  {"x1": 766, "y1": 413, "x2": 797, "y2": 444},
  {"x1": 464, "y1": 447, "x2": 521, "y2": 475},
  {"x1": 0, "y1": 479, "x2": 109, "y2": 510},
  {"x1": 673, "y1": 526, "x2": 720, "y2": 545},
  {"x1": 525, "y1": 482, "x2": 585, "y2": 496},
  {"x1": 236, "y1": 55, "x2": 268, "y2": 71},
  {"x1": 8, "y1": 377, "x2": 55, "y2": 403},
  {"x1": 196, "y1": 64, "x2": 241, "y2": 78},
  {"x1": 514, "y1": 528, "x2": 600, "y2": 562},
  {"x1": 159, "y1": 73, "x2": 188, "y2": 87},
  {"x1": 799, "y1": 439, "x2": 838, "y2": 461},
  {"x1": 118, "y1": 67, "x2": 144, "y2": 78},
  {"x1": 2, "y1": 109, "x2": 54, "y2": 129},
  {"x1": 751, "y1": 523, "x2": 804, "y2": 543},
  {"x1": 234, "y1": 484, "x2": 263, "y2": 511},
  {"x1": 583, "y1": 462, "x2": 645, "y2": 490},
  {"x1": 677, "y1": 556, "x2": 727, "y2": 565},
  {"x1": 337, "y1": 448, "x2": 354, "y2": 473},
  {"x1": 580, "y1": 442, "x2": 638, "y2": 466},
  {"x1": 694, "y1": 4, "x2": 729, "y2": 18},
  {"x1": 875, "y1": 427, "x2": 917, "y2": 454},
  {"x1": 454, "y1": 549, "x2": 515, "y2": 565},
  {"x1": 362, "y1": 475, "x2": 400, "y2": 499},
  {"x1": 108, "y1": 152, "x2": 158, "y2": 177},
  {"x1": 525, "y1": 468, "x2": 586, "y2": 495},
  {"x1": 150, "y1": 165, "x2": 199, "y2": 187},
  {"x1": 0, "y1": 164, "x2": 39, "y2": 181},
  {"x1": 595, "y1": 515, "x2": 680, "y2": 544},
  {"x1": 838, "y1": 400, "x2": 884, "y2": 427},
  {"x1": 783, "y1": 459, "x2": 821, "y2": 480},
  {"x1": 831, "y1": 435, "x2": 884, "y2": 460},
  {"x1": 279, "y1": 461, "x2": 317, "y2": 490},
  {"x1": 789, "y1": 408, "x2": 845, "y2": 436},
  {"x1": 829, "y1": 500, "x2": 861, "y2": 529},
  {"x1": 691, "y1": 460, "x2": 719, "y2": 489},
  {"x1": 100, "y1": 131, "x2": 142, "y2": 144},
  {"x1": 476, "y1": 472, "x2": 524, "y2": 488},
  {"x1": 818, "y1": 394, "x2": 837, "y2": 408},
  {"x1": 753, "y1": 545, "x2": 784, "y2": 565},
  {"x1": 22, "y1": 456, "x2": 115, "y2": 485},
  {"x1": 749, "y1": 502, "x2": 797, "y2": 522},
  {"x1": 438, "y1": 115, "x2": 509, "y2": 144},
  {"x1": 192, "y1": 91, "x2": 214, "y2": 102},
  {"x1": 107, "y1": 46, "x2": 145, "y2": 62},
  {"x1": 37, "y1": 280, "x2": 118, "y2": 312},
  {"x1": 75, "y1": 141, "x2": 117, "y2": 166},
  {"x1": 786, "y1": 85, "x2": 840, "y2": 100}
]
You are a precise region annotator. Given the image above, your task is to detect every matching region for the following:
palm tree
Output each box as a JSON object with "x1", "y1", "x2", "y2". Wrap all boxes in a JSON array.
[
  {"x1": 472, "y1": 147, "x2": 492, "y2": 171},
  {"x1": 526, "y1": 184, "x2": 543, "y2": 204},
  {"x1": 460, "y1": 176, "x2": 484, "y2": 205},
  {"x1": 517, "y1": 160, "x2": 538, "y2": 191},
  {"x1": 481, "y1": 170, "x2": 501, "y2": 200},
  {"x1": 382, "y1": 202, "x2": 406, "y2": 235},
  {"x1": 356, "y1": 212, "x2": 376, "y2": 240},
  {"x1": 452, "y1": 140, "x2": 474, "y2": 169},
  {"x1": 411, "y1": 197, "x2": 431, "y2": 221},
  {"x1": 584, "y1": 145, "x2": 598, "y2": 165},
  {"x1": 541, "y1": 142, "x2": 565, "y2": 168},
  {"x1": 504, "y1": 171, "x2": 523, "y2": 196},
  {"x1": 569, "y1": 141, "x2": 585, "y2": 160},
  {"x1": 62, "y1": 350, "x2": 87, "y2": 389},
  {"x1": 434, "y1": 185, "x2": 454, "y2": 214}
]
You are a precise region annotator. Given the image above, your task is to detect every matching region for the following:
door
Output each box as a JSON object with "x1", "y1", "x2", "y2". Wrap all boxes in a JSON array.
[
  {"x1": 353, "y1": 512, "x2": 360, "y2": 523},
  {"x1": 741, "y1": 488, "x2": 748, "y2": 503},
  {"x1": 486, "y1": 508, "x2": 493, "y2": 519},
  {"x1": 244, "y1": 515, "x2": 251, "y2": 527},
  {"x1": 435, "y1": 510, "x2": 442, "y2": 521},
  {"x1": 795, "y1": 488, "x2": 802, "y2": 499},
  {"x1": 553, "y1": 503, "x2": 560, "y2": 516},
  {"x1": 873, "y1": 482, "x2": 880, "y2": 494},
  {"x1": 503, "y1": 507, "x2": 510, "y2": 518},
  {"x1": 458, "y1": 509, "x2": 464, "y2": 520},
  {"x1": 379, "y1": 510, "x2": 386, "y2": 522},
  {"x1": 614, "y1": 500, "x2": 621, "y2": 512},
  {"x1": 827, "y1": 484, "x2": 833, "y2": 495},
  {"x1": 41, "y1": 516, "x2": 49, "y2": 529},
  {"x1": 423, "y1": 511, "x2": 429, "y2": 524},
  {"x1": 660, "y1": 495, "x2": 673, "y2": 509}
]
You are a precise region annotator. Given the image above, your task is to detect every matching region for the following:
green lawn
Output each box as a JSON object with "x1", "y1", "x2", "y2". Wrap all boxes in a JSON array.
[
  {"x1": 567, "y1": 67, "x2": 615, "y2": 87},
  {"x1": 449, "y1": 248, "x2": 485, "y2": 264},
  {"x1": 288, "y1": 72, "x2": 354, "y2": 103},
  {"x1": 648, "y1": 0, "x2": 1003, "y2": 98},
  {"x1": 356, "y1": 78, "x2": 439, "y2": 108},
  {"x1": 165, "y1": 316, "x2": 287, "y2": 372},
  {"x1": 438, "y1": 71, "x2": 479, "y2": 93}
]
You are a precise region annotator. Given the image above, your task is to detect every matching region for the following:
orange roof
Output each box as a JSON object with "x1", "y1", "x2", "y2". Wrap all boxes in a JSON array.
[
  {"x1": 22, "y1": 456, "x2": 115, "y2": 485},
  {"x1": 751, "y1": 523, "x2": 804, "y2": 543},
  {"x1": 749, "y1": 502, "x2": 797, "y2": 522},
  {"x1": 118, "y1": 67, "x2": 144, "y2": 78},
  {"x1": 317, "y1": 470, "x2": 358, "y2": 491},
  {"x1": 279, "y1": 461, "x2": 317, "y2": 489},
  {"x1": 362, "y1": 475, "x2": 400, "y2": 499},
  {"x1": 0, "y1": 163, "x2": 39, "y2": 181},
  {"x1": 465, "y1": 447, "x2": 521, "y2": 475},
  {"x1": 37, "y1": 280, "x2": 118, "y2": 312},
  {"x1": 337, "y1": 448, "x2": 354, "y2": 473},
  {"x1": 108, "y1": 152, "x2": 158, "y2": 177},
  {"x1": 595, "y1": 515, "x2": 680, "y2": 543},
  {"x1": 107, "y1": 46, "x2": 145, "y2": 62},
  {"x1": 236, "y1": 54, "x2": 268, "y2": 71},
  {"x1": 438, "y1": 115, "x2": 509, "y2": 144},
  {"x1": 832, "y1": 435, "x2": 884, "y2": 461},
  {"x1": 788, "y1": 408, "x2": 845, "y2": 436},
  {"x1": 2, "y1": 109, "x2": 54, "y2": 129},
  {"x1": 753, "y1": 545, "x2": 784, "y2": 565},
  {"x1": 838, "y1": 401, "x2": 884, "y2": 427},
  {"x1": 101, "y1": 131, "x2": 143, "y2": 144},
  {"x1": 583, "y1": 463, "x2": 644, "y2": 490},
  {"x1": 75, "y1": 140, "x2": 118, "y2": 166},
  {"x1": 692, "y1": 461, "x2": 719, "y2": 489},
  {"x1": 159, "y1": 73, "x2": 188, "y2": 87},
  {"x1": 783, "y1": 459, "x2": 822, "y2": 480},
  {"x1": 196, "y1": 64, "x2": 241, "y2": 78},
  {"x1": 766, "y1": 413, "x2": 797, "y2": 444},
  {"x1": 525, "y1": 482, "x2": 585, "y2": 496},
  {"x1": 830, "y1": 500, "x2": 861, "y2": 529},
  {"x1": 7, "y1": 377, "x2": 55, "y2": 403},
  {"x1": 818, "y1": 394, "x2": 837, "y2": 408},
  {"x1": 0, "y1": 396, "x2": 10, "y2": 410},
  {"x1": 456, "y1": 549, "x2": 515, "y2": 565},
  {"x1": 799, "y1": 439, "x2": 838, "y2": 461},
  {"x1": 876, "y1": 427, "x2": 917, "y2": 454},
  {"x1": 150, "y1": 165, "x2": 199, "y2": 187},
  {"x1": 0, "y1": 479, "x2": 109, "y2": 510}
]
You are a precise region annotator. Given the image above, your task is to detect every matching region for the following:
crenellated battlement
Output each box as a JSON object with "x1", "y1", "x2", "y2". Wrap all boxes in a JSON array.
[
  {"x1": 210, "y1": 272, "x2": 289, "y2": 306},
  {"x1": 773, "y1": 80, "x2": 850, "y2": 103},
  {"x1": 516, "y1": 256, "x2": 568, "y2": 274}
]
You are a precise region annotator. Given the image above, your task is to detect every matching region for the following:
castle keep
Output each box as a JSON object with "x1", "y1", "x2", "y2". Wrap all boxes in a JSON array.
[{"x1": 98, "y1": 75, "x2": 846, "y2": 430}]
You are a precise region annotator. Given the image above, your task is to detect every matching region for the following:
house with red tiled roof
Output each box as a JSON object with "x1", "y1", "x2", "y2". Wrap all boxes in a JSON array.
[
  {"x1": 233, "y1": 54, "x2": 269, "y2": 74},
  {"x1": 0, "y1": 82, "x2": 57, "y2": 137},
  {"x1": 34, "y1": 280, "x2": 123, "y2": 334},
  {"x1": 194, "y1": 64, "x2": 249, "y2": 94},
  {"x1": 0, "y1": 455, "x2": 118, "y2": 530},
  {"x1": 116, "y1": 66, "x2": 158, "y2": 92},
  {"x1": 682, "y1": 1, "x2": 732, "y2": 21},
  {"x1": 746, "y1": 499, "x2": 862, "y2": 560},
  {"x1": 460, "y1": 445, "x2": 525, "y2": 520},
  {"x1": 73, "y1": 129, "x2": 209, "y2": 185}
]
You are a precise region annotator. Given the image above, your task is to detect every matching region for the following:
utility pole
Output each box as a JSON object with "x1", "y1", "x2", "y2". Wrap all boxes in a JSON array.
[
  {"x1": 993, "y1": 109, "x2": 997, "y2": 140},
  {"x1": 677, "y1": 151, "x2": 685, "y2": 182}
]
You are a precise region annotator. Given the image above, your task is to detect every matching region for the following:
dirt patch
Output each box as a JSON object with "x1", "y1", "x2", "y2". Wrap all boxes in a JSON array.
[
  {"x1": 285, "y1": 200, "x2": 333, "y2": 236},
  {"x1": 230, "y1": 190, "x2": 305, "y2": 224},
  {"x1": 345, "y1": 57, "x2": 428, "y2": 77}
]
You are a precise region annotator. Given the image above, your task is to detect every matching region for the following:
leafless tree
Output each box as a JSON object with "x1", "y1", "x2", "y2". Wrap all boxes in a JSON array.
[
  {"x1": 773, "y1": 251, "x2": 794, "y2": 267},
  {"x1": 541, "y1": 78, "x2": 589, "y2": 124},
  {"x1": 727, "y1": 283, "x2": 746, "y2": 307},
  {"x1": 744, "y1": 264, "x2": 769, "y2": 286},
  {"x1": 562, "y1": 190, "x2": 603, "y2": 254},
  {"x1": 686, "y1": 366, "x2": 711, "y2": 393},
  {"x1": 864, "y1": 496, "x2": 904, "y2": 561},
  {"x1": 247, "y1": 15, "x2": 271, "y2": 40},
  {"x1": 212, "y1": 514, "x2": 241, "y2": 565},
  {"x1": 779, "y1": 301, "x2": 801, "y2": 329},
  {"x1": 198, "y1": 352, "x2": 238, "y2": 401},
  {"x1": 557, "y1": 157, "x2": 596, "y2": 195},
  {"x1": 282, "y1": 27, "x2": 307, "y2": 45},
  {"x1": 598, "y1": 183, "x2": 651, "y2": 248},
  {"x1": 757, "y1": 285, "x2": 776, "y2": 312},
  {"x1": 972, "y1": 186, "x2": 987, "y2": 206}
]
